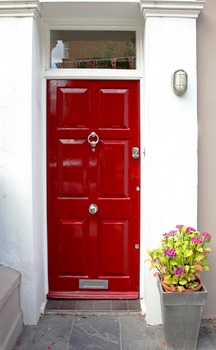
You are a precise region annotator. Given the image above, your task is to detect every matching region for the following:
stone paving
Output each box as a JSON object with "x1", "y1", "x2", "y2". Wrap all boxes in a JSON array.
[{"x1": 13, "y1": 314, "x2": 216, "y2": 350}]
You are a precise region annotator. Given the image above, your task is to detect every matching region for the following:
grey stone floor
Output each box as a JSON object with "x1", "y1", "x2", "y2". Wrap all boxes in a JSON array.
[{"x1": 13, "y1": 315, "x2": 216, "y2": 350}]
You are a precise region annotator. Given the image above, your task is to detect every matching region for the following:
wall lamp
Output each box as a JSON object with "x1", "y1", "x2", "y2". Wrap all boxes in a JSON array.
[{"x1": 172, "y1": 69, "x2": 188, "y2": 96}]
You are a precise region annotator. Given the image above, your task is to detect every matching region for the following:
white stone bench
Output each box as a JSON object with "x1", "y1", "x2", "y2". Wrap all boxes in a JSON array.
[{"x1": 0, "y1": 265, "x2": 23, "y2": 350}]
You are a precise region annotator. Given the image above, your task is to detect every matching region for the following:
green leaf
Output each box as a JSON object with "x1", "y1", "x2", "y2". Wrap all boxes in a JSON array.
[
  {"x1": 204, "y1": 247, "x2": 211, "y2": 252},
  {"x1": 203, "y1": 266, "x2": 210, "y2": 271},
  {"x1": 172, "y1": 276, "x2": 179, "y2": 285},
  {"x1": 182, "y1": 242, "x2": 188, "y2": 251},
  {"x1": 196, "y1": 246, "x2": 204, "y2": 253},
  {"x1": 184, "y1": 250, "x2": 193, "y2": 258},
  {"x1": 147, "y1": 249, "x2": 153, "y2": 257},
  {"x1": 195, "y1": 253, "x2": 205, "y2": 262},
  {"x1": 170, "y1": 259, "x2": 178, "y2": 266},
  {"x1": 179, "y1": 278, "x2": 187, "y2": 285},
  {"x1": 176, "y1": 249, "x2": 183, "y2": 257},
  {"x1": 184, "y1": 265, "x2": 190, "y2": 273},
  {"x1": 160, "y1": 256, "x2": 168, "y2": 264},
  {"x1": 181, "y1": 226, "x2": 187, "y2": 234}
]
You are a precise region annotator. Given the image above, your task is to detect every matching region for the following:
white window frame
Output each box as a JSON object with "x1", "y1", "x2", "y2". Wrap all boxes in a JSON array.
[{"x1": 43, "y1": 22, "x2": 143, "y2": 79}]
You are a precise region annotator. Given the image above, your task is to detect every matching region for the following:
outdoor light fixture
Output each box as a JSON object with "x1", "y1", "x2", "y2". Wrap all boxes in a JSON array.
[{"x1": 172, "y1": 69, "x2": 188, "y2": 96}]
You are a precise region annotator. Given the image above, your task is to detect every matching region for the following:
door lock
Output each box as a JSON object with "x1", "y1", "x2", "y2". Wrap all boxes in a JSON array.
[
  {"x1": 132, "y1": 147, "x2": 139, "y2": 159},
  {"x1": 89, "y1": 203, "x2": 98, "y2": 214}
]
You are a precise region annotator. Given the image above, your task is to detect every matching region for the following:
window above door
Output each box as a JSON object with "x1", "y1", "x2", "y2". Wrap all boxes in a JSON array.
[{"x1": 50, "y1": 30, "x2": 136, "y2": 70}]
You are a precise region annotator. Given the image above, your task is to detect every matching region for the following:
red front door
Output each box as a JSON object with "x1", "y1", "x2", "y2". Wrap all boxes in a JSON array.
[{"x1": 47, "y1": 80, "x2": 140, "y2": 299}]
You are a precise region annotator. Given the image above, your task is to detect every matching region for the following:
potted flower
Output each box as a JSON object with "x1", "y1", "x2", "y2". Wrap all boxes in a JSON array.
[
  {"x1": 146, "y1": 224, "x2": 211, "y2": 292},
  {"x1": 146, "y1": 225, "x2": 212, "y2": 350}
]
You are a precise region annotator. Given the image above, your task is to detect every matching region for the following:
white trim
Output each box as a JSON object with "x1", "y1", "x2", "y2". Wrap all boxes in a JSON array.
[
  {"x1": 42, "y1": 16, "x2": 145, "y2": 304},
  {"x1": 44, "y1": 70, "x2": 143, "y2": 80},
  {"x1": 0, "y1": 1, "x2": 206, "y2": 19},
  {"x1": 41, "y1": 0, "x2": 140, "y2": 2},
  {"x1": 0, "y1": 0, "x2": 41, "y2": 18},
  {"x1": 140, "y1": 0, "x2": 206, "y2": 19}
]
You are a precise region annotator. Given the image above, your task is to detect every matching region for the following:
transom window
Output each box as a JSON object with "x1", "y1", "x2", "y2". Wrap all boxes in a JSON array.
[{"x1": 50, "y1": 30, "x2": 136, "y2": 69}]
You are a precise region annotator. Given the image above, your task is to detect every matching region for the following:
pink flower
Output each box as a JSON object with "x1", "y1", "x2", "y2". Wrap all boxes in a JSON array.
[
  {"x1": 186, "y1": 226, "x2": 196, "y2": 233},
  {"x1": 202, "y1": 232, "x2": 211, "y2": 240},
  {"x1": 164, "y1": 248, "x2": 176, "y2": 257},
  {"x1": 191, "y1": 237, "x2": 202, "y2": 245},
  {"x1": 163, "y1": 230, "x2": 177, "y2": 237},
  {"x1": 176, "y1": 225, "x2": 184, "y2": 229},
  {"x1": 175, "y1": 268, "x2": 184, "y2": 277}
]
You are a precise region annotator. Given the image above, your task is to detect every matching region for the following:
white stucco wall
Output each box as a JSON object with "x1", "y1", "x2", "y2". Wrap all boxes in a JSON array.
[
  {"x1": 0, "y1": 15, "x2": 45, "y2": 325},
  {"x1": 142, "y1": 15, "x2": 198, "y2": 324},
  {"x1": 32, "y1": 16, "x2": 48, "y2": 322}
]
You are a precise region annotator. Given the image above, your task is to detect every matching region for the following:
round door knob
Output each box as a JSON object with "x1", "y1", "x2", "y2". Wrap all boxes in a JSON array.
[{"x1": 89, "y1": 203, "x2": 98, "y2": 214}]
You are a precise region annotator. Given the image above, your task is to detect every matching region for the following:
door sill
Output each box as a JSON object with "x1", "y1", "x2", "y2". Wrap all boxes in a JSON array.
[
  {"x1": 47, "y1": 291, "x2": 139, "y2": 299},
  {"x1": 45, "y1": 298, "x2": 141, "y2": 315}
]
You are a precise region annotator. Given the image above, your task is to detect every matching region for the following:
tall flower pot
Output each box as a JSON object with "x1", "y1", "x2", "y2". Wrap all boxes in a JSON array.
[{"x1": 157, "y1": 279, "x2": 208, "y2": 350}]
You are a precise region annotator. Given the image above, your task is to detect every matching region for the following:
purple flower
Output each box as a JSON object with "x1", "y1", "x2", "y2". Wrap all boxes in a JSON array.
[
  {"x1": 164, "y1": 248, "x2": 176, "y2": 258},
  {"x1": 176, "y1": 225, "x2": 184, "y2": 229},
  {"x1": 186, "y1": 226, "x2": 196, "y2": 233},
  {"x1": 175, "y1": 268, "x2": 184, "y2": 277},
  {"x1": 191, "y1": 237, "x2": 202, "y2": 245},
  {"x1": 202, "y1": 232, "x2": 211, "y2": 240}
]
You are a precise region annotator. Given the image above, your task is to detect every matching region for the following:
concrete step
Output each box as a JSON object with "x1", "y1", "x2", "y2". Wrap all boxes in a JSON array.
[{"x1": 0, "y1": 265, "x2": 23, "y2": 350}]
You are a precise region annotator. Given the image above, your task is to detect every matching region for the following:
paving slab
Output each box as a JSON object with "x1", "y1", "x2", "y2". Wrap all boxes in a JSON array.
[
  {"x1": 13, "y1": 315, "x2": 164, "y2": 350},
  {"x1": 13, "y1": 314, "x2": 216, "y2": 350}
]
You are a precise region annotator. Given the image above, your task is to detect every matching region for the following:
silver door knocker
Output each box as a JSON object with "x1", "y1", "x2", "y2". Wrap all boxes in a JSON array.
[{"x1": 88, "y1": 132, "x2": 99, "y2": 151}]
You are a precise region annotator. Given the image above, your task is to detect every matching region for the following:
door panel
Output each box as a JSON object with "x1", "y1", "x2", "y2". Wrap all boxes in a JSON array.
[
  {"x1": 98, "y1": 219, "x2": 129, "y2": 276},
  {"x1": 98, "y1": 140, "x2": 128, "y2": 197},
  {"x1": 57, "y1": 87, "x2": 89, "y2": 128},
  {"x1": 47, "y1": 80, "x2": 140, "y2": 299},
  {"x1": 58, "y1": 219, "x2": 89, "y2": 276},
  {"x1": 57, "y1": 139, "x2": 89, "y2": 197},
  {"x1": 98, "y1": 88, "x2": 129, "y2": 128}
]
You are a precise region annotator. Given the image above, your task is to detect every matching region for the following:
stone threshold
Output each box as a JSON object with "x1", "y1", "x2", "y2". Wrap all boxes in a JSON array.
[{"x1": 45, "y1": 299, "x2": 142, "y2": 316}]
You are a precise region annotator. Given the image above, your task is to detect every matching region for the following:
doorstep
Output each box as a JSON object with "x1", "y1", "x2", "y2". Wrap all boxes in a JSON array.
[
  {"x1": 45, "y1": 299, "x2": 142, "y2": 316},
  {"x1": 0, "y1": 265, "x2": 23, "y2": 350}
]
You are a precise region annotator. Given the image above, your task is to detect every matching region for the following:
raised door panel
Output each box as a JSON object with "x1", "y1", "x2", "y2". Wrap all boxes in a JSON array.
[
  {"x1": 58, "y1": 219, "x2": 89, "y2": 277},
  {"x1": 98, "y1": 140, "x2": 129, "y2": 198},
  {"x1": 98, "y1": 88, "x2": 129, "y2": 129},
  {"x1": 98, "y1": 219, "x2": 129, "y2": 276},
  {"x1": 57, "y1": 139, "x2": 89, "y2": 197},
  {"x1": 57, "y1": 87, "x2": 89, "y2": 128}
]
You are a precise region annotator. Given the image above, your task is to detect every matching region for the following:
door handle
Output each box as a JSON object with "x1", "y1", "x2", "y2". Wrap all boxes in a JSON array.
[{"x1": 89, "y1": 203, "x2": 98, "y2": 214}]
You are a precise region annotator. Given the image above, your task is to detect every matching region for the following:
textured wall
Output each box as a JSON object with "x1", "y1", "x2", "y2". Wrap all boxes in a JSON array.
[{"x1": 197, "y1": 0, "x2": 216, "y2": 319}]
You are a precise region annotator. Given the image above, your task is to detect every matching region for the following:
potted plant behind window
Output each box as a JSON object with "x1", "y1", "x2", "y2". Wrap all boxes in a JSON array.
[{"x1": 145, "y1": 225, "x2": 212, "y2": 350}]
